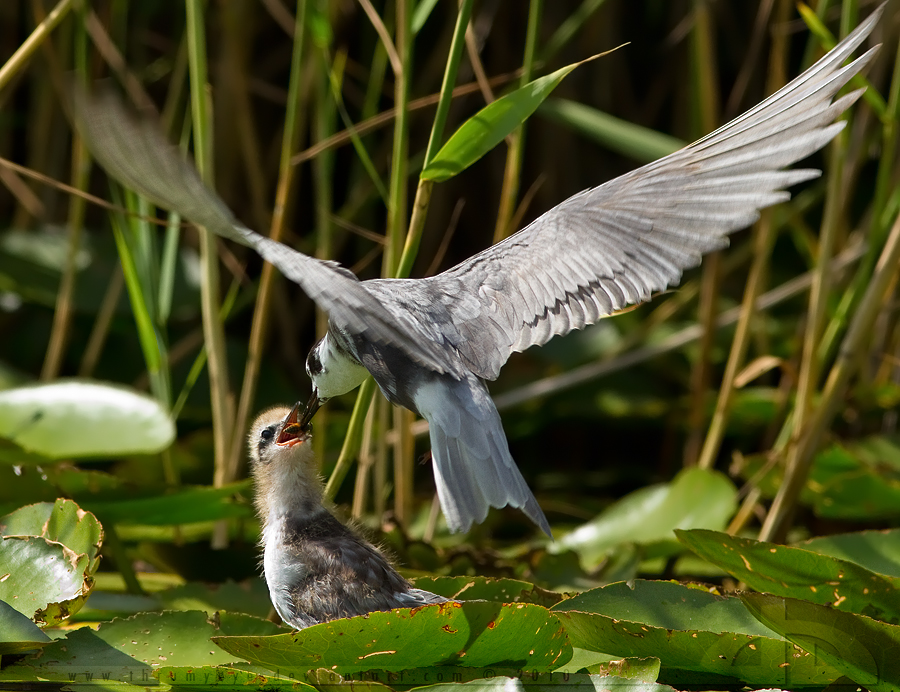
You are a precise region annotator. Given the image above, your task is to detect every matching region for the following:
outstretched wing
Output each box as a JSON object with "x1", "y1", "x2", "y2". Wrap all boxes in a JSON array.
[
  {"x1": 419, "y1": 5, "x2": 882, "y2": 380},
  {"x1": 71, "y1": 89, "x2": 463, "y2": 378}
]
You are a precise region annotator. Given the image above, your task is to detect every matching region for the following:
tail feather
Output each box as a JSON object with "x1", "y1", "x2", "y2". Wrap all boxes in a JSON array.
[{"x1": 415, "y1": 376, "x2": 552, "y2": 536}]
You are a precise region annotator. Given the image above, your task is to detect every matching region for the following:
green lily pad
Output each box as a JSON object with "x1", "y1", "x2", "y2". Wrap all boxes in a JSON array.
[
  {"x1": 0, "y1": 535, "x2": 93, "y2": 626},
  {"x1": 0, "y1": 380, "x2": 175, "y2": 459},
  {"x1": 408, "y1": 576, "x2": 563, "y2": 607},
  {"x1": 213, "y1": 601, "x2": 572, "y2": 675},
  {"x1": 798, "y1": 529, "x2": 900, "y2": 578},
  {"x1": 551, "y1": 468, "x2": 737, "y2": 569},
  {"x1": 406, "y1": 674, "x2": 677, "y2": 692},
  {"x1": 677, "y1": 529, "x2": 900, "y2": 621},
  {"x1": 0, "y1": 598, "x2": 52, "y2": 655},
  {"x1": 1, "y1": 499, "x2": 103, "y2": 569},
  {"x1": 0, "y1": 610, "x2": 250, "y2": 683},
  {"x1": 156, "y1": 666, "x2": 318, "y2": 690},
  {"x1": 743, "y1": 593, "x2": 900, "y2": 692},
  {"x1": 552, "y1": 580, "x2": 842, "y2": 687}
]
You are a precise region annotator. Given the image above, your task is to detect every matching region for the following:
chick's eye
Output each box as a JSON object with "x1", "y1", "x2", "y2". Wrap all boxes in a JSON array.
[{"x1": 260, "y1": 427, "x2": 275, "y2": 442}]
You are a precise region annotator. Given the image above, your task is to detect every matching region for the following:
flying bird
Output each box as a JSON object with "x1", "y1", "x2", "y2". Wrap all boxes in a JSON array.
[
  {"x1": 73, "y1": 6, "x2": 881, "y2": 536},
  {"x1": 249, "y1": 404, "x2": 447, "y2": 629}
]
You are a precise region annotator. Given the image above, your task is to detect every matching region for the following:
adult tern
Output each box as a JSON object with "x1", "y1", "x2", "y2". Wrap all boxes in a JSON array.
[{"x1": 73, "y1": 6, "x2": 881, "y2": 535}]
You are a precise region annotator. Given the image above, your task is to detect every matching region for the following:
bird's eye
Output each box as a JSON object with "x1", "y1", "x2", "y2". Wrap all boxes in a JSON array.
[{"x1": 260, "y1": 427, "x2": 275, "y2": 442}]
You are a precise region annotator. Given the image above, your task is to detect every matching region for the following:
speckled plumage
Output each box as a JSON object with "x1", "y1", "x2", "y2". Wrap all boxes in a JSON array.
[
  {"x1": 74, "y1": 7, "x2": 883, "y2": 536},
  {"x1": 249, "y1": 406, "x2": 446, "y2": 630}
]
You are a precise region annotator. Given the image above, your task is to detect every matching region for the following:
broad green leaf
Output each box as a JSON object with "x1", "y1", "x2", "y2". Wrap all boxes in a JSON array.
[
  {"x1": 539, "y1": 98, "x2": 684, "y2": 164},
  {"x1": 551, "y1": 468, "x2": 737, "y2": 569},
  {"x1": 86, "y1": 481, "x2": 251, "y2": 525},
  {"x1": 1, "y1": 499, "x2": 103, "y2": 569},
  {"x1": 552, "y1": 580, "x2": 841, "y2": 687},
  {"x1": 421, "y1": 53, "x2": 616, "y2": 182},
  {"x1": 0, "y1": 380, "x2": 175, "y2": 459},
  {"x1": 408, "y1": 576, "x2": 563, "y2": 607},
  {"x1": 0, "y1": 599, "x2": 51, "y2": 655},
  {"x1": 0, "y1": 611, "x2": 248, "y2": 683},
  {"x1": 743, "y1": 593, "x2": 900, "y2": 692},
  {"x1": 676, "y1": 529, "x2": 900, "y2": 622},
  {"x1": 798, "y1": 529, "x2": 900, "y2": 578},
  {"x1": 0, "y1": 536, "x2": 93, "y2": 626},
  {"x1": 214, "y1": 602, "x2": 572, "y2": 675},
  {"x1": 406, "y1": 674, "x2": 677, "y2": 692},
  {"x1": 584, "y1": 657, "x2": 661, "y2": 680},
  {"x1": 157, "y1": 666, "x2": 318, "y2": 691}
]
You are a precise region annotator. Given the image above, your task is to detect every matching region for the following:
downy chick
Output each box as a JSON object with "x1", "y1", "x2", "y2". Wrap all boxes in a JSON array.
[{"x1": 249, "y1": 404, "x2": 447, "y2": 630}]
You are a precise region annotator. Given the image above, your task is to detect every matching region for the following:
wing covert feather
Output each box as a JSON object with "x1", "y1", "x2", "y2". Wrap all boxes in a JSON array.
[
  {"x1": 421, "y1": 7, "x2": 882, "y2": 381},
  {"x1": 72, "y1": 89, "x2": 461, "y2": 378}
]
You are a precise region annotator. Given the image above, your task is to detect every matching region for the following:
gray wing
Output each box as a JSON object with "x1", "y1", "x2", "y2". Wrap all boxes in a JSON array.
[
  {"x1": 418, "y1": 6, "x2": 882, "y2": 381},
  {"x1": 71, "y1": 88, "x2": 463, "y2": 378}
]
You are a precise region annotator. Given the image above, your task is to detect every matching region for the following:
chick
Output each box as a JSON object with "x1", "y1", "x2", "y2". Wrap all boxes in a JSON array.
[{"x1": 249, "y1": 404, "x2": 447, "y2": 629}]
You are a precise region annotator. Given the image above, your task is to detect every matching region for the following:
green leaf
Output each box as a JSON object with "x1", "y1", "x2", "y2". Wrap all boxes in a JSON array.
[
  {"x1": 0, "y1": 599, "x2": 51, "y2": 655},
  {"x1": 1, "y1": 499, "x2": 103, "y2": 570},
  {"x1": 815, "y1": 471, "x2": 900, "y2": 519},
  {"x1": 798, "y1": 529, "x2": 900, "y2": 578},
  {"x1": 742, "y1": 593, "x2": 900, "y2": 692},
  {"x1": 539, "y1": 98, "x2": 684, "y2": 164},
  {"x1": 0, "y1": 611, "x2": 248, "y2": 682},
  {"x1": 0, "y1": 536, "x2": 93, "y2": 626},
  {"x1": 552, "y1": 468, "x2": 737, "y2": 569},
  {"x1": 407, "y1": 576, "x2": 564, "y2": 607},
  {"x1": 421, "y1": 53, "x2": 616, "y2": 182},
  {"x1": 213, "y1": 602, "x2": 572, "y2": 675},
  {"x1": 676, "y1": 529, "x2": 900, "y2": 622},
  {"x1": 552, "y1": 580, "x2": 842, "y2": 687},
  {"x1": 86, "y1": 481, "x2": 251, "y2": 525},
  {"x1": 412, "y1": 0, "x2": 440, "y2": 34},
  {"x1": 0, "y1": 380, "x2": 175, "y2": 459},
  {"x1": 156, "y1": 666, "x2": 318, "y2": 691},
  {"x1": 405, "y1": 675, "x2": 676, "y2": 692}
]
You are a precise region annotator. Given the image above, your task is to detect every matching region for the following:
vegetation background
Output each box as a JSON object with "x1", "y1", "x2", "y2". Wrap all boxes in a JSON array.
[{"x1": 1, "y1": 1, "x2": 900, "y2": 686}]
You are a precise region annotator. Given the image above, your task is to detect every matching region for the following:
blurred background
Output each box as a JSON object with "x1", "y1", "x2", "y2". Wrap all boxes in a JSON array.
[{"x1": 0, "y1": 0, "x2": 898, "y2": 601}]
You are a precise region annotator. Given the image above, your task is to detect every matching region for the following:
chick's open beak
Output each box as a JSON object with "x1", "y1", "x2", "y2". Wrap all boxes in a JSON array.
[
  {"x1": 276, "y1": 401, "x2": 310, "y2": 447},
  {"x1": 299, "y1": 390, "x2": 321, "y2": 430}
]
